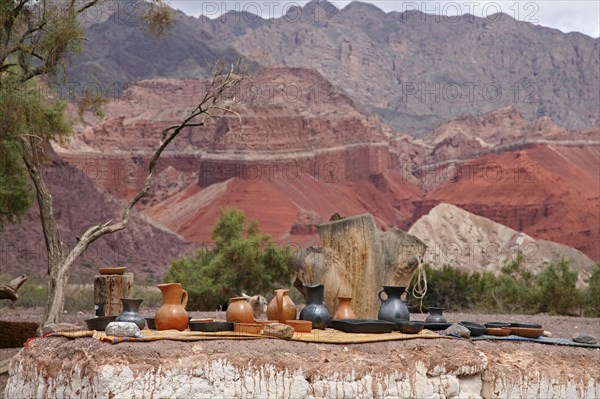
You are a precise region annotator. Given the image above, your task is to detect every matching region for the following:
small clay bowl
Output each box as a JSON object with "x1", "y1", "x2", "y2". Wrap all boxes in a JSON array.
[
  {"x1": 485, "y1": 322, "x2": 511, "y2": 329},
  {"x1": 85, "y1": 315, "x2": 117, "y2": 331},
  {"x1": 510, "y1": 327, "x2": 543, "y2": 338},
  {"x1": 255, "y1": 320, "x2": 279, "y2": 326},
  {"x1": 284, "y1": 320, "x2": 312, "y2": 333},
  {"x1": 396, "y1": 320, "x2": 424, "y2": 334},
  {"x1": 459, "y1": 321, "x2": 485, "y2": 337},
  {"x1": 98, "y1": 267, "x2": 126, "y2": 275},
  {"x1": 234, "y1": 323, "x2": 262, "y2": 335},
  {"x1": 510, "y1": 322, "x2": 542, "y2": 329},
  {"x1": 485, "y1": 327, "x2": 511, "y2": 336}
]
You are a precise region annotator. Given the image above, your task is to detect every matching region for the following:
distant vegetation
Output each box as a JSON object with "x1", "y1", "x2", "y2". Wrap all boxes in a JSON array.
[
  {"x1": 164, "y1": 209, "x2": 294, "y2": 310},
  {"x1": 411, "y1": 256, "x2": 600, "y2": 317}
]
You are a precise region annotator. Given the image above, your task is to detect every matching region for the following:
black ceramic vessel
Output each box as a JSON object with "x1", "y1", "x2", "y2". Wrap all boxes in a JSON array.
[
  {"x1": 116, "y1": 298, "x2": 146, "y2": 330},
  {"x1": 396, "y1": 320, "x2": 424, "y2": 334},
  {"x1": 330, "y1": 319, "x2": 395, "y2": 334},
  {"x1": 189, "y1": 321, "x2": 234, "y2": 332},
  {"x1": 299, "y1": 284, "x2": 332, "y2": 330},
  {"x1": 377, "y1": 286, "x2": 409, "y2": 322},
  {"x1": 425, "y1": 307, "x2": 446, "y2": 323},
  {"x1": 460, "y1": 321, "x2": 485, "y2": 337},
  {"x1": 85, "y1": 315, "x2": 117, "y2": 331}
]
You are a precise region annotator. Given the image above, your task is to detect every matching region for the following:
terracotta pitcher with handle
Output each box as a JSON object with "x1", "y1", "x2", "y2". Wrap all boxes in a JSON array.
[
  {"x1": 155, "y1": 283, "x2": 189, "y2": 331},
  {"x1": 267, "y1": 289, "x2": 297, "y2": 322}
]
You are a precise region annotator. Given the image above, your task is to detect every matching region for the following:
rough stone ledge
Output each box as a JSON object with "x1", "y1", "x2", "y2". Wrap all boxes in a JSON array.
[{"x1": 5, "y1": 337, "x2": 600, "y2": 399}]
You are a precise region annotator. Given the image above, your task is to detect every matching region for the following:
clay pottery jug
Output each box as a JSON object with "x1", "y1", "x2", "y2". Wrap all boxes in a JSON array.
[
  {"x1": 377, "y1": 286, "x2": 410, "y2": 322},
  {"x1": 267, "y1": 289, "x2": 297, "y2": 322},
  {"x1": 226, "y1": 297, "x2": 255, "y2": 323},
  {"x1": 333, "y1": 296, "x2": 357, "y2": 319},
  {"x1": 116, "y1": 298, "x2": 146, "y2": 330},
  {"x1": 155, "y1": 283, "x2": 189, "y2": 331},
  {"x1": 299, "y1": 284, "x2": 331, "y2": 330},
  {"x1": 425, "y1": 307, "x2": 446, "y2": 323}
]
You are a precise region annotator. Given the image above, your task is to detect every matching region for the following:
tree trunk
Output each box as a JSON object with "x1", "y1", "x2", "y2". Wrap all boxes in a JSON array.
[
  {"x1": 94, "y1": 273, "x2": 133, "y2": 316},
  {"x1": 293, "y1": 214, "x2": 427, "y2": 319}
]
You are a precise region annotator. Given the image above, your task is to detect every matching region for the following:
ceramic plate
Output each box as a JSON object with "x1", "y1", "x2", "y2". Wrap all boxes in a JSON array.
[
  {"x1": 423, "y1": 322, "x2": 452, "y2": 331},
  {"x1": 330, "y1": 319, "x2": 395, "y2": 334},
  {"x1": 189, "y1": 321, "x2": 234, "y2": 332}
]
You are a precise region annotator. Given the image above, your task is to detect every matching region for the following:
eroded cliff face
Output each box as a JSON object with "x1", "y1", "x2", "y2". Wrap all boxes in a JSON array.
[
  {"x1": 6, "y1": 337, "x2": 600, "y2": 399},
  {"x1": 7, "y1": 67, "x2": 597, "y2": 284}
]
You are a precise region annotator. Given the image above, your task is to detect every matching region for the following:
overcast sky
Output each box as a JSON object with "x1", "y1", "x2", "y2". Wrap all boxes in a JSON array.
[{"x1": 169, "y1": 0, "x2": 600, "y2": 38}]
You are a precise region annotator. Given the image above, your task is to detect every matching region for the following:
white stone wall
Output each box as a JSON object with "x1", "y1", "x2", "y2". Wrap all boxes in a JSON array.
[{"x1": 6, "y1": 356, "x2": 599, "y2": 399}]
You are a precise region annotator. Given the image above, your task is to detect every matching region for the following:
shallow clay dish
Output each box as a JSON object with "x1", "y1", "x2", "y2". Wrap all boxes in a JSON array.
[
  {"x1": 85, "y1": 315, "x2": 117, "y2": 331},
  {"x1": 510, "y1": 327, "x2": 543, "y2": 338},
  {"x1": 98, "y1": 267, "x2": 126, "y2": 275},
  {"x1": 510, "y1": 322, "x2": 542, "y2": 329},
  {"x1": 284, "y1": 320, "x2": 312, "y2": 333},
  {"x1": 234, "y1": 323, "x2": 262, "y2": 335},
  {"x1": 485, "y1": 327, "x2": 511, "y2": 336},
  {"x1": 255, "y1": 320, "x2": 279, "y2": 326},
  {"x1": 485, "y1": 322, "x2": 511, "y2": 329},
  {"x1": 190, "y1": 321, "x2": 234, "y2": 332}
]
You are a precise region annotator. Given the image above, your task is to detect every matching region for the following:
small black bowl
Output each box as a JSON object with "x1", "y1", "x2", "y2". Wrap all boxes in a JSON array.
[
  {"x1": 85, "y1": 315, "x2": 117, "y2": 331},
  {"x1": 396, "y1": 320, "x2": 424, "y2": 334},
  {"x1": 459, "y1": 321, "x2": 485, "y2": 337}
]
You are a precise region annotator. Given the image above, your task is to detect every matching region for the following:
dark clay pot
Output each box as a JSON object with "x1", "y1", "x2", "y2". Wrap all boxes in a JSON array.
[
  {"x1": 116, "y1": 298, "x2": 146, "y2": 330},
  {"x1": 377, "y1": 286, "x2": 409, "y2": 322},
  {"x1": 425, "y1": 307, "x2": 446, "y2": 323},
  {"x1": 299, "y1": 284, "x2": 331, "y2": 330}
]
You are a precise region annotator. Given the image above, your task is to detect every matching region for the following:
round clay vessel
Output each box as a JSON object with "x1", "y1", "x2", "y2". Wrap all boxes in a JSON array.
[
  {"x1": 155, "y1": 283, "x2": 189, "y2": 331},
  {"x1": 115, "y1": 298, "x2": 146, "y2": 330},
  {"x1": 333, "y1": 296, "x2": 357, "y2": 319},
  {"x1": 226, "y1": 297, "x2": 255, "y2": 323},
  {"x1": 267, "y1": 289, "x2": 297, "y2": 322},
  {"x1": 377, "y1": 286, "x2": 409, "y2": 322},
  {"x1": 425, "y1": 307, "x2": 446, "y2": 323},
  {"x1": 299, "y1": 284, "x2": 331, "y2": 330}
]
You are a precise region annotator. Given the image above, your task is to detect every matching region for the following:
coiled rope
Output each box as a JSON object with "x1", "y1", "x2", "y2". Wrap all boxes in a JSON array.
[{"x1": 410, "y1": 255, "x2": 427, "y2": 312}]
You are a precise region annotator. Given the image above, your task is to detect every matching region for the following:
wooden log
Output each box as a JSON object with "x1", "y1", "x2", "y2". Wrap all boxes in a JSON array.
[
  {"x1": 0, "y1": 274, "x2": 28, "y2": 301},
  {"x1": 293, "y1": 214, "x2": 427, "y2": 319},
  {"x1": 93, "y1": 272, "x2": 133, "y2": 316}
]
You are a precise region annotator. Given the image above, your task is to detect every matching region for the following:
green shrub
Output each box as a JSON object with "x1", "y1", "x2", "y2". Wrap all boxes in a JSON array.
[
  {"x1": 534, "y1": 258, "x2": 581, "y2": 315},
  {"x1": 164, "y1": 208, "x2": 294, "y2": 310},
  {"x1": 410, "y1": 256, "x2": 588, "y2": 315},
  {"x1": 583, "y1": 264, "x2": 600, "y2": 316}
]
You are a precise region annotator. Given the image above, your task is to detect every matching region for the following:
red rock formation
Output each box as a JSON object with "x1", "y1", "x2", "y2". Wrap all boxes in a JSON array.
[{"x1": 413, "y1": 144, "x2": 600, "y2": 260}]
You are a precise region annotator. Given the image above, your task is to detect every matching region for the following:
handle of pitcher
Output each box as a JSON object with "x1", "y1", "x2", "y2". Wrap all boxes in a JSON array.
[
  {"x1": 378, "y1": 289, "x2": 386, "y2": 302},
  {"x1": 182, "y1": 289, "x2": 188, "y2": 308}
]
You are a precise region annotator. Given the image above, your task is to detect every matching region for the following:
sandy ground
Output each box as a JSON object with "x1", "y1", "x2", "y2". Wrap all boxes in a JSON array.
[{"x1": 1, "y1": 307, "x2": 599, "y2": 397}]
